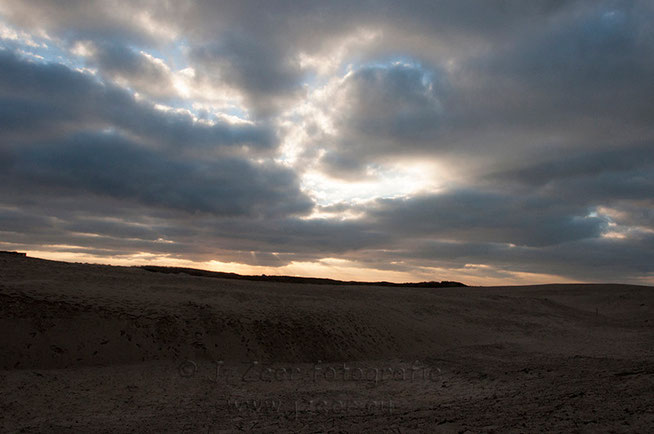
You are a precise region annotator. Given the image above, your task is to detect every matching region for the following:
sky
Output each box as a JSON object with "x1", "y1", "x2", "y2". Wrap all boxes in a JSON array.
[{"x1": 1, "y1": 0, "x2": 653, "y2": 286}]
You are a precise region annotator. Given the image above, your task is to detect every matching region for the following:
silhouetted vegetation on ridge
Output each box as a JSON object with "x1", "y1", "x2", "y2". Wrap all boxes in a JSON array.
[{"x1": 138, "y1": 265, "x2": 466, "y2": 288}]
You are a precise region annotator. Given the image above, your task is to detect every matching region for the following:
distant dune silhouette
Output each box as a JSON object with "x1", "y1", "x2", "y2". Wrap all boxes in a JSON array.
[{"x1": 139, "y1": 265, "x2": 467, "y2": 288}]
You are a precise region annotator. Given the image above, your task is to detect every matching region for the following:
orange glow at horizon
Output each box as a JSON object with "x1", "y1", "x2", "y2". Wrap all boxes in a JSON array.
[{"x1": 19, "y1": 248, "x2": 586, "y2": 287}]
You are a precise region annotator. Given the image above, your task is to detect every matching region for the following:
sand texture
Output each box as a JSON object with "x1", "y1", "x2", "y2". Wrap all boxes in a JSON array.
[{"x1": 1, "y1": 255, "x2": 653, "y2": 432}]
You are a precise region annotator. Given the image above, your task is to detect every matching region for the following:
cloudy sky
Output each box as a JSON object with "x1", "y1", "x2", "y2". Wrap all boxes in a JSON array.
[{"x1": 1, "y1": 0, "x2": 653, "y2": 285}]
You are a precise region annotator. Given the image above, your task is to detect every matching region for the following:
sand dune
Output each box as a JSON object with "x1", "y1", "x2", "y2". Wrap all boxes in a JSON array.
[{"x1": 1, "y1": 254, "x2": 653, "y2": 432}]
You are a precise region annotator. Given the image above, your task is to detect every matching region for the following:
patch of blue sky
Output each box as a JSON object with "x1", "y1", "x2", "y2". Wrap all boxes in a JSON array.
[
  {"x1": 343, "y1": 55, "x2": 436, "y2": 87},
  {"x1": 0, "y1": 21, "x2": 89, "y2": 72}
]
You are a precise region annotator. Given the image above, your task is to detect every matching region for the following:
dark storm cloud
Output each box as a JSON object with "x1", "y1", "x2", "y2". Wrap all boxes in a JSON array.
[
  {"x1": 85, "y1": 41, "x2": 176, "y2": 99},
  {"x1": 365, "y1": 190, "x2": 606, "y2": 247},
  {"x1": 455, "y1": 4, "x2": 654, "y2": 134},
  {"x1": 305, "y1": 1, "x2": 654, "y2": 180},
  {"x1": 3, "y1": 131, "x2": 312, "y2": 218},
  {"x1": 342, "y1": 65, "x2": 444, "y2": 140},
  {"x1": 477, "y1": 142, "x2": 654, "y2": 252},
  {"x1": 190, "y1": 35, "x2": 305, "y2": 117},
  {"x1": 488, "y1": 144, "x2": 654, "y2": 188},
  {"x1": 0, "y1": 50, "x2": 273, "y2": 149},
  {"x1": 0, "y1": 51, "x2": 313, "y2": 231},
  {"x1": 0, "y1": 208, "x2": 55, "y2": 235}
]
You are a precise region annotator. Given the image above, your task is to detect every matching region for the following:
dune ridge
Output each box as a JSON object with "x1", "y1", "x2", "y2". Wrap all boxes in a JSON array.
[{"x1": 1, "y1": 254, "x2": 651, "y2": 369}]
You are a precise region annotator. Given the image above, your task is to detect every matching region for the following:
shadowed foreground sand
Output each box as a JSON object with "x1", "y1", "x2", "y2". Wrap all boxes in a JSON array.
[{"x1": 1, "y1": 254, "x2": 653, "y2": 432}]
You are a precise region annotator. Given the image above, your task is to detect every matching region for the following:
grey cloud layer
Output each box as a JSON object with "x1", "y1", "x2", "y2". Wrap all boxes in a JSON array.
[
  {"x1": 5, "y1": 131, "x2": 312, "y2": 217},
  {"x1": 0, "y1": 51, "x2": 311, "y2": 220},
  {"x1": 314, "y1": 3, "x2": 654, "y2": 175},
  {"x1": 1, "y1": 1, "x2": 653, "y2": 283},
  {"x1": 0, "y1": 51, "x2": 273, "y2": 149},
  {"x1": 86, "y1": 42, "x2": 177, "y2": 99},
  {"x1": 0, "y1": 0, "x2": 586, "y2": 116}
]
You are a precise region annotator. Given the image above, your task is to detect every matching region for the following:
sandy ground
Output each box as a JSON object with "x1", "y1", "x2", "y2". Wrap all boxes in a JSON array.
[{"x1": 1, "y1": 254, "x2": 652, "y2": 432}]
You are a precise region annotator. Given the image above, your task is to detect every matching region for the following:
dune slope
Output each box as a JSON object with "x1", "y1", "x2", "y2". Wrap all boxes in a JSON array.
[{"x1": 1, "y1": 254, "x2": 652, "y2": 432}]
